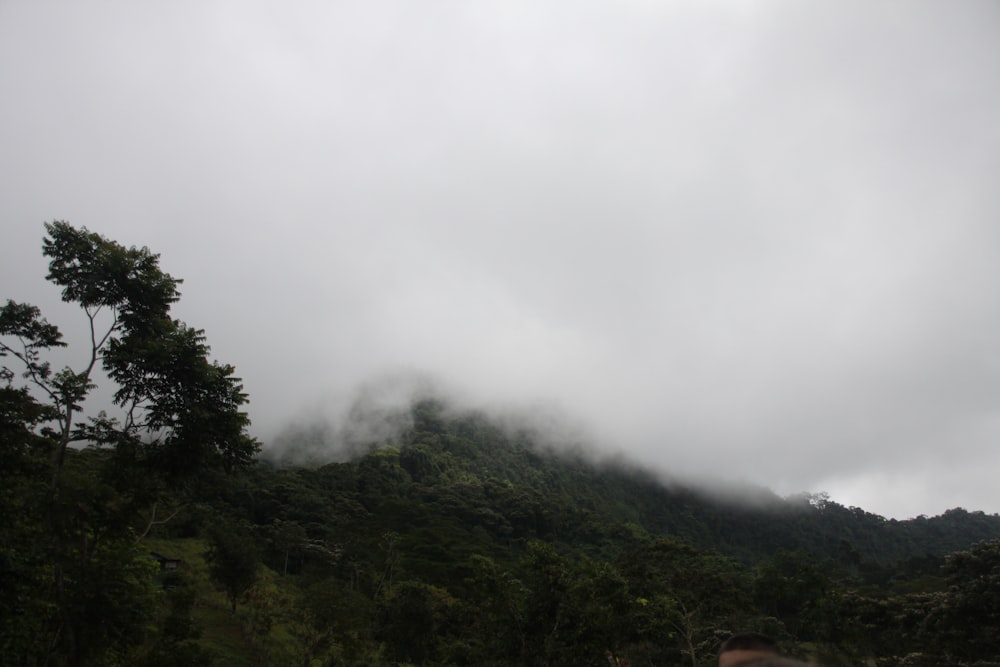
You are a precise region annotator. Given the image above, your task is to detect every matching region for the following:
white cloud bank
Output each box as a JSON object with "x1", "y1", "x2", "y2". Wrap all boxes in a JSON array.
[{"x1": 1, "y1": 0, "x2": 999, "y2": 518}]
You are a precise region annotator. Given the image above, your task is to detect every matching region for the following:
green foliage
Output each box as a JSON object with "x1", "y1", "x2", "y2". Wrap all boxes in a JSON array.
[
  {"x1": 0, "y1": 222, "x2": 259, "y2": 665},
  {"x1": 80, "y1": 396, "x2": 994, "y2": 667},
  {"x1": 377, "y1": 580, "x2": 459, "y2": 664},
  {"x1": 617, "y1": 538, "x2": 751, "y2": 666},
  {"x1": 2, "y1": 221, "x2": 258, "y2": 489},
  {"x1": 931, "y1": 539, "x2": 1000, "y2": 660},
  {"x1": 753, "y1": 550, "x2": 832, "y2": 639},
  {"x1": 460, "y1": 555, "x2": 527, "y2": 663},
  {"x1": 241, "y1": 398, "x2": 1000, "y2": 666},
  {"x1": 7, "y1": 391, "x2": 987, "y2": 666},
  {"x1": 206, "y1": 523, "x2": 259, "y2": 614}
]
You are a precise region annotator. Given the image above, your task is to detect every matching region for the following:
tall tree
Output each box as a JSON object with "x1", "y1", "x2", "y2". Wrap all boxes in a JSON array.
[
  {"x1": 206, "y1": 522, "x2": 260, "y2": 614},
  {"x1": 1, "y1": 221, "x2": 258, "y2": 485},
  {"x1": 0, "y1": 221, "x2": 259, "y2": 665}
]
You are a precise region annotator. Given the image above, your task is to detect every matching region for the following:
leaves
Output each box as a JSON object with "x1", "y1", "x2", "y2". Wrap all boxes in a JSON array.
[
  {"x1": 0, "y1": 300, "x2": 65, "y2": 352},
  {"x1": 0, "y1": 300, "x2": 66, "y2": 393},
  {"x1": 0, "y1": 222, "x2": 260, "y2": 666},
  {"x1": 42, "y1": 220, "x2": 180, "y2": 319},
  {"x1": 206, "y1": 522, "x2": 259, "y2": 614}
]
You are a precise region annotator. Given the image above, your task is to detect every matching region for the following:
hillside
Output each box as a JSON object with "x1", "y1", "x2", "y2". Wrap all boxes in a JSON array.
[
  {"x1": 6, "y1": 397, "x2": 1000, "y2": 666},
  {"x1": 259, "y1": 398, "x2": 1000, "y2": 568},
  {"x1": 158, "y1": 397, "x2": 1000, "y2": 666}
]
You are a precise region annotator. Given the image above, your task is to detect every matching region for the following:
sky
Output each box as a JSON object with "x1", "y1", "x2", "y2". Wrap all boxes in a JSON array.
[{"x1": 1, "y1": 0, "x2": 999, "y2": 520}]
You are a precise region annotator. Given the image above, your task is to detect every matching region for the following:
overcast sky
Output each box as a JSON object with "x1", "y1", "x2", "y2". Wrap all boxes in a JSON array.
[{"x1": 2, "y1": 0, "x2": 999, "y2": 519}]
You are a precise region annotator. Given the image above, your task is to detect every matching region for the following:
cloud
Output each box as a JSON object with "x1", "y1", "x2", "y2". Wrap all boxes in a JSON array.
[{"x1": 2, "y1": 0, "x2": 999, "y2": 518}]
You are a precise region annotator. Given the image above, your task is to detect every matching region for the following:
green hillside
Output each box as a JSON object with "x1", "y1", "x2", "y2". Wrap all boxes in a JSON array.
[
  {"x1": 257, "y1": 398, "x2": 1000, "y2": 569},
  {"x1": 5, "y1": 395, "x2": 1000, "y2": 666},
  {"x1": 150, "y1": 397, "x2": 999, "y2": 667}
]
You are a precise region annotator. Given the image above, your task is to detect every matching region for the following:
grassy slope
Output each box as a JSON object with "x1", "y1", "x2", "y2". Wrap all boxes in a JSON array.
[{"x1": 143, "y1": 537, "x2": 258, "y2": 667}]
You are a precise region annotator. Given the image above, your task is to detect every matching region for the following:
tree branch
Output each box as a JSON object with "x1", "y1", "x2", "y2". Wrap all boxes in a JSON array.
[{"x1": 135, "y1": 502, "x2": 182, "y2": 542}]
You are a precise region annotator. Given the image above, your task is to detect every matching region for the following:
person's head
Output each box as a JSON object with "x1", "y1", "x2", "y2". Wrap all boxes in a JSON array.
[
  {"x1": 739, "y1": 659, "x2": 813, "y2": 667},
  {"x1": 718, "y1": 633, "x2": 780, "y2": 667}
]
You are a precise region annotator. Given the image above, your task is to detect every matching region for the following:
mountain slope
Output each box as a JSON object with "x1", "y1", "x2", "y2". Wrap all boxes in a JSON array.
[{"x1": 260, "y1": 398, "x2": 1000, "y2": 569}]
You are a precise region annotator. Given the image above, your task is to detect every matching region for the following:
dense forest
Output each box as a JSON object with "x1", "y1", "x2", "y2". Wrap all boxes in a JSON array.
[{"x1": 3, "y1": 224, "x2": 1000, "y2": 666}]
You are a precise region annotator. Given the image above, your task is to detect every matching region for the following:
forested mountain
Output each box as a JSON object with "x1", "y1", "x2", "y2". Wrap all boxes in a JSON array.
[
  {"x1": 4, "y1": 224, "x2": 1000, "y2": 666},
  {"x1": 166, "y1": 397, "x2": 1000, "y2": 666},
  {"x1": 253, "y1": 398, "x2": 1000, "y2": 571}
]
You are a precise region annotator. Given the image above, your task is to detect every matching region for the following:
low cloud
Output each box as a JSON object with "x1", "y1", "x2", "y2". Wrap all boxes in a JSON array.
[{"x1": 2, "y1": 0, "x2": 999, "y2": 518}]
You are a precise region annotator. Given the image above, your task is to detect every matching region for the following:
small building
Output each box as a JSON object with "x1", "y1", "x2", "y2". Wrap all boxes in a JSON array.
[{"x1": 149, "y1": 551, "x2": 181, "y2": 571}]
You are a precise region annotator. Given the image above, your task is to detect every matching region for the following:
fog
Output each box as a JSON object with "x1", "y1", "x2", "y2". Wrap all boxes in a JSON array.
[{"x1": 2, "y1": 0, "x2": 999, "y2": 518}]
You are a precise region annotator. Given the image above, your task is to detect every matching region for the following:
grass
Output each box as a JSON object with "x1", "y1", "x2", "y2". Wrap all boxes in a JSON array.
[
  {"x1": 195, "y1": 603, "x2": 258, "y2": 667},
  {"x1": 141, "y1": 536, "x2": 260, "y2": 666}
]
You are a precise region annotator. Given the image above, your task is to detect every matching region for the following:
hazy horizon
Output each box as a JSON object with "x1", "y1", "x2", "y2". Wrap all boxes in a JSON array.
[{"x1": 261, "y1": 375, "x2": 1000, "y2": 521}]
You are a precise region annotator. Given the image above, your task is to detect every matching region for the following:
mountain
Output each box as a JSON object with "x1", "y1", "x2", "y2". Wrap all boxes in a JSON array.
[
  {"x1": 175, "y1": 396, "x2": 997, "y2": 665},
  {"x1": 15, "y1": 396, "x2": 995, "y2": 666},
  {"x1": 256, "y1": 398, "x2": 1000, "y2": 571}
]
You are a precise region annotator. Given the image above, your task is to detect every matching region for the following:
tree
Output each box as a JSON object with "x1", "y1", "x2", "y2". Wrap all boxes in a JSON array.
[
  {"x1": 460, "y1": 554, "x2": 527, "y2": 664},
  {"x1": 753, "y1": 549, "x2": 832, "y2": 640},
  {"x1": 0, "y1": 221, "x2": 259, "y2": 665},
  {"x1": 0, "y1": 387, "x2": 54, "y2": 663},
  {"x1": 926, "y1": 539, "x2": 1000, "y2": 661},
  {"x1": 265, "y1": 518, "x2": 308, "y2": 576},
  {"x1": 1, "y1": 221, "x2": 258, "y2": 485},
  {"x1": 376, "y1": 580, "x2": 459, "y2": 664},
  {"x1": 618, "y1": 538, "x2": 751, "y2": 667},
  {"x1": 206, "y1": 522, "x2": 259, "y2": 614}
]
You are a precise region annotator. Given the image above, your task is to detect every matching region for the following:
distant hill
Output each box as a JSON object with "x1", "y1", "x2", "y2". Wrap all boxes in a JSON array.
[
  {"x1": 186, "y1": 397, "x2": 1000, "y2": 665},
  {"x1": 257, "y1": 398, "x2": 1000, "y2": 571}
]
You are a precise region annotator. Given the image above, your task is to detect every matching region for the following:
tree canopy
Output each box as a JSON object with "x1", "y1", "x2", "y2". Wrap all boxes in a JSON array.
[
  {"x1": 1, "y1": 221, "x2": 257, "y2": 484},
  {"x1": 0, "y1": 221, "x2": 258, "y2": 665}
]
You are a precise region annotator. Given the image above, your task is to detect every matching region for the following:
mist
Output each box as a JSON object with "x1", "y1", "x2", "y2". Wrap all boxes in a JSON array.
[{"x1": 2, "y1": 1, "x2": 999, "y2": 519}]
